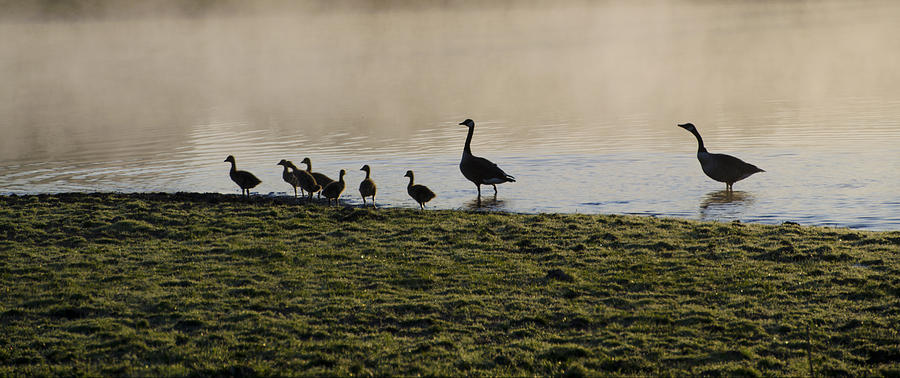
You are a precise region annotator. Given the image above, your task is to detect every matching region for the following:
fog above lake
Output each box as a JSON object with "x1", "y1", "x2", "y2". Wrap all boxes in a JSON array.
[{"x1": 3, "y1": 0, "x2": 899, "y2": 162}]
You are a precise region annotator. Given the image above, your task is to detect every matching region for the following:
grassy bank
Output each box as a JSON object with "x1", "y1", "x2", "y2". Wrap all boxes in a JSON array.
[{"x1": 1, "y1": 193, "x2": 899, "y2": 376}]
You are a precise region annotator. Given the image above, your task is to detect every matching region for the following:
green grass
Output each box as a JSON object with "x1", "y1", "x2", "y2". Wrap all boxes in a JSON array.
[{"x1": 1, "y1": 192, "x2": 899, "y2": 376}]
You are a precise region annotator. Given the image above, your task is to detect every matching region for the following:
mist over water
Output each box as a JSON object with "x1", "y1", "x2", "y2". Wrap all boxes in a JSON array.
[{"x1": 2, "y1": 1, "x2": 899, "y2": 229}]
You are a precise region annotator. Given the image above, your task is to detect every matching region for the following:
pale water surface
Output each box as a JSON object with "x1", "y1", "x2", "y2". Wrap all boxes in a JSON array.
[{"x1": 1, "y1": 1, "x2": 899, "y2": 230}]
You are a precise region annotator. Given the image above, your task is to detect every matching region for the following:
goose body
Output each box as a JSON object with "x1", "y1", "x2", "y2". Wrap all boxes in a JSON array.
[
  {"x1": 287, "y1": 161, "x2": 320, "y2": 200},
  {"x1": 458, "y1": 119, "x2": 515, "y2": 202},
  {"x1": 224, "y1": 155, "x2": 261, "y2": 197},
  {"x1": 277, "y1": 159, "x2": 301, "y2": 198},
  {"x1": 404, "y1": 170, "x2": 435, "y2": 210},
  {"x1": 358, "y1": 164, "x2": 377, "y2": 207},
  {"x1": 322, "y1": 169, "x2": 346, "y2": 205},
  {"x1": 677, "y1": 123, "x2": 764, "y2": 191},
  {"x1": 301, "y1": 157, "x2": 334, "y2": 198}
]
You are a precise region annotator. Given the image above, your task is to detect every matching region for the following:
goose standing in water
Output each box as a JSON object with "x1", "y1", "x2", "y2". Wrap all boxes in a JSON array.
[
  {"x1": 301, "y1": 157, "x2": 334, "y2": 198},
  {"x1": 322, "y1": 169, "x2": 346, "y2": 206},
  {"x1": 286, "y1": 161, "x2": 320, "y2": 200},
  {"x1": 277, "y1": 159, "x2": 301, "y2": 198},
  {"x1": 358, "y1": 164, "x2": 377, "y2": 207},
  {"x1": 458, "y1": 119, "x2": 515, "y2": 204},
  {"x1": 404, "y1": 170, "x2": 435, "y2": 210},
  {"x1": 224, "y1": 155, "x2": 261, "y2": 197},
  {"x1": 677, "y1": 123, "x2": 765, "y2": 191}
]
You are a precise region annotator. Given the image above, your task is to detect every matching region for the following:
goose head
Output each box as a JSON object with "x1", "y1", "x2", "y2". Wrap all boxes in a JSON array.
[
  {"x1": 338, "y1": 169, "x2": 346, "y2": 178},
  {"x1": 403, "y1": 170, "x2": 414, "y2": 179},
  {"x1": 300, "y1": 157, "x2": 311, "y2": 165},
  {"x1": 360, "y1": 164, "x2": 370, "y2": 173},
  {"x1": 224, "y1": 155, "x2": 236, "y2": 163},
  {"x1": 277, "y1": 159, "x2": 289, "y2": 167},
  {"x1": 459, "y1": 119, "x2": 475, "y2": 128},
  {"x1": 677, "y1": 123, "x2": 697, "y2": 133}
]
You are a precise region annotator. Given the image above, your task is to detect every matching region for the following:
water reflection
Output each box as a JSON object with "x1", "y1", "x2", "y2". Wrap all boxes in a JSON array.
[
  {"x1": 463, "y1": 196, "x2": 508, "y2": 211},
  {"x1": 699, "y1": 190, "x2": 755, "y2": 221}
]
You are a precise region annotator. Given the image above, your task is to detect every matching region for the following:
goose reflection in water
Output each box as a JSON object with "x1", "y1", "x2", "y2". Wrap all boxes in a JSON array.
[
  {"x1": 464, "y1": 197, "x2": 508, "y2": 211},
  {"x1": 699, "y1": 190, "x2": 755, "y2": 221}
]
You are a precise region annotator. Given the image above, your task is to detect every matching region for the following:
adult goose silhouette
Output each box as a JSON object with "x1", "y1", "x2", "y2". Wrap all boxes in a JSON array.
[
  {"x1": 224, "y1": 155, "x2": 261, "y2": 197},
  {"x1": 358, "y1": 165, "x2": 377, "y2": 207},
  {"x1": 286, "y1": 161, "x2": 320, "y2": 200},
  {"x1": 322, "y1": 169, "x2": 346, "y2": 206},
  {"x1": 301, "y1": 157, "x2": 334, "y2": 198},
  {"x1": 277, "y1": 159, "x2": 301, "y2": 198},
  {"x1": 404, "y1": 170, "x2": 435, "y2": 210},
  {"x1": 677, "y1": 123, "x2": 764, "y2": 191},
  {"x1": 458, "y1": 119, "x2": 515, "y2": 203}
]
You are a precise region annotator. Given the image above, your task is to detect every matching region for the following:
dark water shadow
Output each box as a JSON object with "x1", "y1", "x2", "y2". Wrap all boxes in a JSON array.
[
  {"x1": 463, "y1": 196, "x2": 508, "y2": 211},
  {"x1": 699, "y1": 190, "x2": 755, "y2": 221}
]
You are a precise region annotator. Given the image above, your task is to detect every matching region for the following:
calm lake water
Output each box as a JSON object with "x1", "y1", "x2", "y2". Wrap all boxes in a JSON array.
[{"x1": 2, "y1": 1, "x2": 899, "y2": 230}]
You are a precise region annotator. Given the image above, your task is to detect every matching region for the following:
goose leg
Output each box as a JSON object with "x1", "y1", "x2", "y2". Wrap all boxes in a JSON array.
[{"x1": 492, "y1": 184, "x2": 498, "y2": 196}]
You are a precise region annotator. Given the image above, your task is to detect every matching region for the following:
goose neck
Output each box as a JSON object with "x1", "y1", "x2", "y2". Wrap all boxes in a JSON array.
[
  {"x1": 463, "y1": 125, "x2": 474, "y2": 155},
  {"x1": 690, "y1": 129, "x2": 707, "y2": 153}
]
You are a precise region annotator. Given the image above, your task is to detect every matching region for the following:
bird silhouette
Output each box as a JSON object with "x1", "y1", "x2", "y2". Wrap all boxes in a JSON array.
[
  {"x1": 678, "y1": 123, "x2": 764, "y2": 191},
  {"x1": 458, "y1": 119, "x2": 515, "y2": 205}
]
